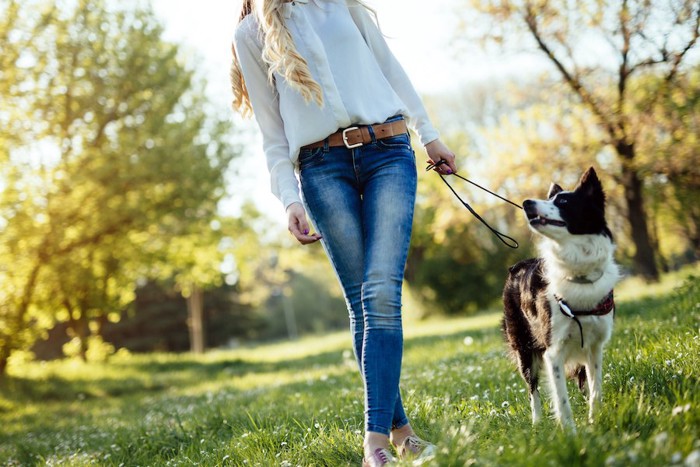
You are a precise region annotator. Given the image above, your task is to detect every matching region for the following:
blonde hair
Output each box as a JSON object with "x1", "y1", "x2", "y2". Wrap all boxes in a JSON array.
[{"x1": 231, "y1": 0, "x2": 377, "y2": 116}]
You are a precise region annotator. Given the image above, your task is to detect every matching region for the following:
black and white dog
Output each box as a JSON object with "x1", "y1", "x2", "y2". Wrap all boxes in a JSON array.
[{"x1": 502, "y1": 167, "x2": 620, "y2": 430}]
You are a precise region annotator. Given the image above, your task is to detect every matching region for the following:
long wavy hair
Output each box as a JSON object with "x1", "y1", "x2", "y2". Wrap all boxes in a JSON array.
[{"x1": 230, "y1": 0, "x2": 376, "y2": 116}]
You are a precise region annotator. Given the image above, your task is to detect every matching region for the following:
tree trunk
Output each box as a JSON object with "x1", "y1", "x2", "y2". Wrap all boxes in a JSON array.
[
  {"x1": 282, "y1": 293, "x2": 298, "y2": 341},
  {"x1": 0, "y1": 351, "x2": 9, "y2": 379},
  {"x1": 616, "y1": 141, "x2": 659, "y2": 280},
  {"x1": 64, "y1": 299, "x2": 89, "y2": 362},
  {"x1": 78, "y1": 323, "x2": 89, "y2": 363},
  {"x1": 0, "y1": 260, "x2": 44, "y2": 377},
  {"x1": 187, "y1": 286, "x2": 205, "y2": 354}
]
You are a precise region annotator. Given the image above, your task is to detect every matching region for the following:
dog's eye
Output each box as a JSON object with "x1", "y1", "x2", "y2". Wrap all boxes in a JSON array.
[{"x1": 556, "y1": 197, "x2": 568, "y2": 205}]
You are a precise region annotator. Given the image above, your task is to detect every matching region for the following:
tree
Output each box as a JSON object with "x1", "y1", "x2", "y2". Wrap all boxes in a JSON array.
[
  {"x1": 635, "y1": 71, "x2": 700, "y2": 262},
  {"x1": 0, "y1": 0, "x2": 236, "y2": 373},
  {"x1": 461, "y1": 0, "x2": 700, "y2": 280}
]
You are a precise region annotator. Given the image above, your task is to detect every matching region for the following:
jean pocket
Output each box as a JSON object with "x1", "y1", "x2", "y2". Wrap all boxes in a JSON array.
[
  {"x1": 376, "y1": 133, "x2": 412, "y2": 152},
  {"x1": 299, "y1": 147, "x2": 325, "y2": 168}
]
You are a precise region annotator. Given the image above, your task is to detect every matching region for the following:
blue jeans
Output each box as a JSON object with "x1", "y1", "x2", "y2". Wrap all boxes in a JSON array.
[{"x1": 299, "y1": 116, "x2": 417, "y2": 436}]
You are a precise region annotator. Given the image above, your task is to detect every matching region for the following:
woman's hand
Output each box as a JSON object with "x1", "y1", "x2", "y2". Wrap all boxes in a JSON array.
[
  {"x1": 425, "y1": 139, "x2": 457, "y2": 175},
  {"x1": 287, "y1": 202, "x2": 322, "y2": 245}
]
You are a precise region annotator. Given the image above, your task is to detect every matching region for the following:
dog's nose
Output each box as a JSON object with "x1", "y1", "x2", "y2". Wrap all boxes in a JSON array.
[{"x1": 523, "y1": 200, "x2": 538, "y2": 217}]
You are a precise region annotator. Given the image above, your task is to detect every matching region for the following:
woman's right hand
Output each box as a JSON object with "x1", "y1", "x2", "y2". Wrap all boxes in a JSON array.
[{"x1": 287, "y1": 202, "x2": 322, "y2": 245}]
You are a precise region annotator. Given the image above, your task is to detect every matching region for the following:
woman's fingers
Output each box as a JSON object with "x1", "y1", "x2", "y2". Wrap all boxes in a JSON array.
[
  {"x1": 287, "y1": 202, "x2": 322, "y2": 245},
  {"x1": 425, "y1": 139, "x2": 458, "y2": 175}
]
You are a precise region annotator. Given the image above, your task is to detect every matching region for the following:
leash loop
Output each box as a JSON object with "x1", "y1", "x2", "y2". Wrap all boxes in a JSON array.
[{"x1": 426, "y1": 160, "x2": 522, "y2": 249}]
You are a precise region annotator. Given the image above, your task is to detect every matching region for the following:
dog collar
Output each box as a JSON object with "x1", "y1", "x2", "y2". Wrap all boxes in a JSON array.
[{"x1": 555, "y1": 291, "x2": 615, "y2": 348}]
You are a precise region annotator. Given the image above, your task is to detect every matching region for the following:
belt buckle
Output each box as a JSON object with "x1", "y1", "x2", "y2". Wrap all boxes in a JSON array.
[{"x1": 342, "y1": 127, "x2": 363, "y2": 149}]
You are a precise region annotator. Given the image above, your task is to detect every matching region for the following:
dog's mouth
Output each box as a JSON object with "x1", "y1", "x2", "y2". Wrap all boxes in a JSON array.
[{"x1": 529, "y1": 216, "x2": 567, "y2": 228}]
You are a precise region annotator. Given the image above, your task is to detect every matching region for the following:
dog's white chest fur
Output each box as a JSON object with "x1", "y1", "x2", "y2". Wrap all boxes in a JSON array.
[
  {"x1": 542, "y1": 234, "x2": 619, "y2": 358},
  {"x1": 547, "y1": 298, "x2": 614, "y2": 359}
]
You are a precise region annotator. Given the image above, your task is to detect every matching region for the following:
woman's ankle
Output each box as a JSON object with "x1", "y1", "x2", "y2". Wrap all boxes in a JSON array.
[
  {"x1": 389, "y1": 423, "x2": 415, "y2": 447},
  {"x1": 364, "y1": 431, "x2": 391, "y2": 456}
]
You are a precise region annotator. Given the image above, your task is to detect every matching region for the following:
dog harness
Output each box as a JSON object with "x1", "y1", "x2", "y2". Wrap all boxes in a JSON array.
[{"x1": 555, "y1": 291, "x2": 615, "y2": 348}]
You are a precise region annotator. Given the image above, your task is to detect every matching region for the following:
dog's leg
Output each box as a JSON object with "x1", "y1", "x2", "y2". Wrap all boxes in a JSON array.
[
  {"x1": 585, "y1": 345, "x2": 604, "y2": 423},
  {"x1": 544, "y1": 349, "x2": 576, "y2": 431}
]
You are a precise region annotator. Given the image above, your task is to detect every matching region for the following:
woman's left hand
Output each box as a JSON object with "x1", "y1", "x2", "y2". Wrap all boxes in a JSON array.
[{"x1": 425, "y1": 139, "x2": 457, "y2": 175}]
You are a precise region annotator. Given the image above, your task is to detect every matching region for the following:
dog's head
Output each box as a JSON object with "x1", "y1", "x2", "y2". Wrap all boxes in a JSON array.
[{"x1": 522, "y1": 167, "x2": 611, "y2": 241}]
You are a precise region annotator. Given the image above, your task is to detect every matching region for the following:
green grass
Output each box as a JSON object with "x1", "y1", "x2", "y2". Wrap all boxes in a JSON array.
[{"x1": 1, "y1": 267, "x2": 699, "y2": 466}]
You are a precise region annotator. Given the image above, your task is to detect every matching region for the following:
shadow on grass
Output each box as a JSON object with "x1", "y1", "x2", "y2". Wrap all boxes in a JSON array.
[
  {"x1": 0, "y1": 312, "x2": 503, "y2": 407},
  {"x1": 0, "y1": 374, "x2": 167, "y2": 404}
]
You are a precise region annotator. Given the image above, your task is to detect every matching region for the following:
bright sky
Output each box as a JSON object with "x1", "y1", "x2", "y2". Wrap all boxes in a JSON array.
[{"x1": 149, "y1": 0, "x2": 542, "y2": 221}]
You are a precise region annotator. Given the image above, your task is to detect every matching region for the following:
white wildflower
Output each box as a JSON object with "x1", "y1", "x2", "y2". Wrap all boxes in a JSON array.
[
  {"x1": 685, "y1": 450, "x2": 700, "y2": 467},
  {"x1": 654, "y1": 432, "x2": 669, "y2": 448},
  {"x1": 671, "y1": 404, "x2": 691, "y2": 416}
]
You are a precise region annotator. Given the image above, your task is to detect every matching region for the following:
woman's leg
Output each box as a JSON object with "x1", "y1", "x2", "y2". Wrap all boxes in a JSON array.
[
  {"x1": 299, "y1": 127, "x2": 417, "y2": 456},
  {"x1": 299, "y1": 146, "x2": 365, "y2": 360},
  {"x1": 356, "y1": 131, "x2": 417, "y2": 436}
]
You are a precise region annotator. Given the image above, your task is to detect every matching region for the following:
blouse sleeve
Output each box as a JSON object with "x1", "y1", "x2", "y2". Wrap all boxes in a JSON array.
[
  {"x1": 233, "y1": 19, "x2": 302, "y2": 210},
  {"x1": 347, "y1": 2, "x2": 440, "y2": 146}
]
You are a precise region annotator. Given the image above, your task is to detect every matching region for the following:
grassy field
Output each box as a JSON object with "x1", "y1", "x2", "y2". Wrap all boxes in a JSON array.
[{"x1": 1, "y1": 266, "x2": 698, "y2": 466}]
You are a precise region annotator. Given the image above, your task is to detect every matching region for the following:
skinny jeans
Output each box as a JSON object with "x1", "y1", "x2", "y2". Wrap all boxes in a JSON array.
[{"x1": 299, "y1": 115, "x2": 416, "y2": 435}]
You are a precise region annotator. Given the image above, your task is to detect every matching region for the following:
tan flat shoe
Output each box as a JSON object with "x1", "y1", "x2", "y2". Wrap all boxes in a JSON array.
[{"x1": 396, "y1": 435, "x2": 436, "y2": 462}]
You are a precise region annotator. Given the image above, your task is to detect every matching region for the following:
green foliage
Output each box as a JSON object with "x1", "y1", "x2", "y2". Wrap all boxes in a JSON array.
[
  {"x1": 263, "y1": 269, "x2": 348, "y2": 339},
  {"x1": 634, "y1": 69, "x2": 700, "y2": 263},
  {"x1": 0, "y1": 271, "x2": 697, "y2": 465},
  {"x1": 99, "y1": 281, "x2": 265, "y2": 353},
  {"x1": 409, "y1": 189, "x2": 529, "y2": 315},
  {"x1": 453, "y1": 0, "x2": 700, "y2": 279},
  {"x1": 0, "y1": 0, "x2": 237, "y2": 370}
]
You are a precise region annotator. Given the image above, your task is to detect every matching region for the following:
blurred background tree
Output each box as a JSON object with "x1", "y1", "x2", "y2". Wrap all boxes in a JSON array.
[
  {"x1": 453, "y1": 0, "x2": 700, "y2": 280},
  {"x1": 0, "y1": 0, "x2": 237, "y2": 373}
]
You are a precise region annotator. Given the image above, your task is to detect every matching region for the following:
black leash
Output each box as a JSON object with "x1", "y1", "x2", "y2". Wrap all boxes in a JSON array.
[{"x1": 426, "y1": 159, "x2": 522, "y2": 249}]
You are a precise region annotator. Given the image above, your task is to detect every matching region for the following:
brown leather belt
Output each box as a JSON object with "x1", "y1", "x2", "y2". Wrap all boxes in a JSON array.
[{"x1": 302, "y1": 119, "x2": 408, "y2": 150}]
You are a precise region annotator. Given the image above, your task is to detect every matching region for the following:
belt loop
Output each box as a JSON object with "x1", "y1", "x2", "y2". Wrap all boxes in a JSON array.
[
  {"x1": 367, "y1": 124, "x2": 377, "y2": 144},
  {"x1": 323, "y1": 138, "x2": 329, "y2": 153}
]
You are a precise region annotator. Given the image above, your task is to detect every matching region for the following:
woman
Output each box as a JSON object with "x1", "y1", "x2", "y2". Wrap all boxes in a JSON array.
[{"x1": 231, "y1": 0, "x2": 457, "y2": 464}]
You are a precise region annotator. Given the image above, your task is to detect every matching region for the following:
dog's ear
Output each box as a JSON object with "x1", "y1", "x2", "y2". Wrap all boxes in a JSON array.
[
  {"x1": 547, "y1": 183, "x2": 564, "y2": 199},
  {"x1": 575, "y1": 167, "x2": 605, "y2": 206}
]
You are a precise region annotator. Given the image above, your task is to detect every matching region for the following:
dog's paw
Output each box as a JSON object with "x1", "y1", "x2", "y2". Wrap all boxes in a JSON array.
[{"x1": 558, "y1": 417, "x2": 577, "y2": 434}]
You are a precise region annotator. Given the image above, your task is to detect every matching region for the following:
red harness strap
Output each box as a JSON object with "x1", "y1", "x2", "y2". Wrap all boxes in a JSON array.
[{"x1": 556, "y1": 290, "x2": 615, "y2": 348}]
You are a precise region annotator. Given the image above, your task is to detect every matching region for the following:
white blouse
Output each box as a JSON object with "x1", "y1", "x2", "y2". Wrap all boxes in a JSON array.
[{"x1": 234, "y1": 0, "x2": 439, "y2": 209}]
